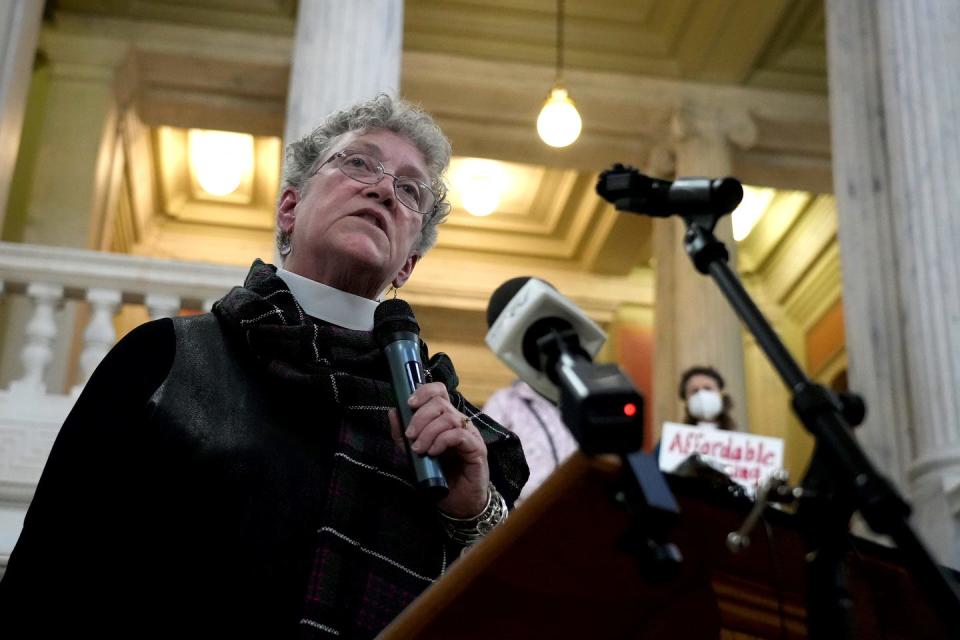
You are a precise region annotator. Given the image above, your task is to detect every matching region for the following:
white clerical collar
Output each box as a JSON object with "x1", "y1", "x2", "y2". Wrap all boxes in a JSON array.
[{"x1": 276, "y1": 268, "x2": 379, "y2": 331}]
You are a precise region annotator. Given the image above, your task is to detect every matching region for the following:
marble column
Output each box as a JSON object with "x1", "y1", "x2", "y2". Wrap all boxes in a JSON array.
[
  {"x1": 0, "y1": 30, "x2": 129, "y2": 391},
  {"x1": 283, "y1": 0, "x2": 404, "y2": 146},
  {"x1": 18, "y1": 37, "x2": 128, "y2": 248},
  {"x1": 827, "y1": 0, "x2": 960, "y2": 567},
  {"x1": 652, "y1": 105, "x2": 750, "y2": 434},
  {"x1": 0, "y1": 0, "x2": 44, "y2": 231}
]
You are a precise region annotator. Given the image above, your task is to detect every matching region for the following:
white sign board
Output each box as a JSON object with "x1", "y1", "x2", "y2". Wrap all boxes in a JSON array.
[{"x1": 658, "y1": 422, "x2": 785, "y2": 489}]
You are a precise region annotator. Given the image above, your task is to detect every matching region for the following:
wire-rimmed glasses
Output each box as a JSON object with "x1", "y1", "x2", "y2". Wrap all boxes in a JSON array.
[{"x1": 317, "y1": 150, "x2": 440, "y2": 215}]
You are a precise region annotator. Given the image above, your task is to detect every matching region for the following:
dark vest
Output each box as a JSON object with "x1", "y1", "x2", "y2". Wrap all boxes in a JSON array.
[
  {"x1": 149, "y1": 314, "x2": 455, "y2": 638},
  {"x1": 145, "y1": 313, "x2": 332, "y2": 635},
  {"x1": 1, "y1": 260, "x2": 528, "y2": 639}
]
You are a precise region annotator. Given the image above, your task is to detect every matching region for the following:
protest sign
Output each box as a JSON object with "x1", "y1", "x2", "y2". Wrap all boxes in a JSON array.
[{"x1": 658, "y1": 422, "x2": 784, "y2": 489}]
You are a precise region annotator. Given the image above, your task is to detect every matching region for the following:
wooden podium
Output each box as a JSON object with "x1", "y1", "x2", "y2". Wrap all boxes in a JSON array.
[{"x1": 380, "y1": 453, "x2": 951, "y2": 639}]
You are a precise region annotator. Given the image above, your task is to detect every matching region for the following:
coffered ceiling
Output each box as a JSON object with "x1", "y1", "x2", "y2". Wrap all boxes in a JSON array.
[
  {"x1": 33, "y1": 0, "x2": 837, "y2": 406},
  {"x1": 57, "y1": 0, "x2": 826, "y2": 89},
  {"x1": 49, "y1": 0, "x2": 830, "y2": 281},
  {"x1": 404, "y1": 0, "x2": 826, "y2": 92}
]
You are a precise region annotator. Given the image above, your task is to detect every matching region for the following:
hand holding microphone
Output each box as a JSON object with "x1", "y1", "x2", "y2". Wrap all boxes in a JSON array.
[{"x1": 375, "y1": 299, "x2": 489, "y2": 516}]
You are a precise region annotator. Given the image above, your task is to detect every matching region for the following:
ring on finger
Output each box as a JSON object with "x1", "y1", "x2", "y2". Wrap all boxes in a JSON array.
[{"x1": 459, "y1": 415, "x2": 470, "y2": 429}]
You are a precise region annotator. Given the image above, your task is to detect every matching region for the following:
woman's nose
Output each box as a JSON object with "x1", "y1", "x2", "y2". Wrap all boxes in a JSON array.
[{"x1": 363, "y1": 179, "x2": 395, "y2": 208}]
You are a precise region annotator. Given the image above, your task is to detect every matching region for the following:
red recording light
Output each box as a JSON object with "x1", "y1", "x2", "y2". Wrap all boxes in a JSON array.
[{"x1": 623, "y1": 403, "x2": 637, "y2": 417}]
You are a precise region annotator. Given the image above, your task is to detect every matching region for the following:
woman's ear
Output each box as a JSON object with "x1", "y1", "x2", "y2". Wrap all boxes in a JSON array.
[
  {"x1": 392, "y1": 253, "x2": 421, "y2": 288},
  {"x1": 277, "y1": 187, "x2": 299, "y2": 234}
]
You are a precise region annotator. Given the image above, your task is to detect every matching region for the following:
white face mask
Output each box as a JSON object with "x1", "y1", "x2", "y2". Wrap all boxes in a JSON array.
[{"x1": 688, "y1": 389, "x2": 723, "y2": 421}]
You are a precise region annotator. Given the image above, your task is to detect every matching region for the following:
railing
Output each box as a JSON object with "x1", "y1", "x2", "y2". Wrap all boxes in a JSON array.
[{"x1": 0, "y1": 241, "x2": 247, "y2": 567}]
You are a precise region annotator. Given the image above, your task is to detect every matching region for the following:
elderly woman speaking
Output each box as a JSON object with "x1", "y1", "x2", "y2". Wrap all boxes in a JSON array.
[{"x1": 0, "y1": 95, "x2": 529, "y2": 639}]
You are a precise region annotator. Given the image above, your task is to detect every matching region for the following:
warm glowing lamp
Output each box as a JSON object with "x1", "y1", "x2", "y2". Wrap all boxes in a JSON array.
[
  {"x1": 732, "y1": 185, "x2": 776, "y2": 241},
  {"x1": 537, "y1": 0, "x2": 581, "y2": 148},
  {"x1": 461, "y1": 182, "x2": 500, "y2": 217},
  {"x1": 453, "y1": 158, "x2": 508, "y2": 217},
  {"x1": 537, "y1": 86, "x2": 582, "y2": 148},
  {"x1": 189, "y1": 129, "x2": 254, "y2": 197}
]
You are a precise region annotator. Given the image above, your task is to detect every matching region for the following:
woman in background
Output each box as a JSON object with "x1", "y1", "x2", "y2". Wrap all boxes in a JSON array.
[{"x1": 678, "y1": 365, "x2": 737, "y2": 431}]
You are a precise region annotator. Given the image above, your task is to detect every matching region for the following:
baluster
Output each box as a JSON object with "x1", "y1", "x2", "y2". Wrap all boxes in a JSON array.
[
  {"x1": 145, "y1": 292, "x2": 181, "y2": 320},
  {"x1": 10, "y1": 282, "x2": 64, "y2": 395},
  {"x1": 72, "y1": 287, "x2": 121, "y2": 394}
]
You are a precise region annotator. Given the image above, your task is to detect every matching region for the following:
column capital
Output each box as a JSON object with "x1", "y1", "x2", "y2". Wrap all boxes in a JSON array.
[
  {"x1": 643, "y1": 144, "x2": 676, "y2": 178},
  {"x1": 669, "y1": 103, "x2": 758, "y2": 152}
]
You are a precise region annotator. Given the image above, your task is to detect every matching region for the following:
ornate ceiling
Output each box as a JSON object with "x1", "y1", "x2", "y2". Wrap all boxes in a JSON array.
[
  {"x1": 404, "y1": 0, "x2": 826, "y2": 92},
  {"x1": 41, "y1": 0, "x2": 833, "y2": 401},
  {"x1": 50, "y1": 0, "x2": 830, "y2": 290},
  {"x1": 59, "y1": 0, "x2": 826, "y2": 90}
]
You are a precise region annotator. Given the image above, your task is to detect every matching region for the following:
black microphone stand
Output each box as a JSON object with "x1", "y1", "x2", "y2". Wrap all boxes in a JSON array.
[{"x1": 597, "y1": 167, "x2": 960, "y2": 636}]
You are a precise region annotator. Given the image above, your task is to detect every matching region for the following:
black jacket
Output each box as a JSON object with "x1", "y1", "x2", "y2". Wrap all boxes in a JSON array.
[{"x1": 0, "y1": 318, "x2": 325, "y2": 636}]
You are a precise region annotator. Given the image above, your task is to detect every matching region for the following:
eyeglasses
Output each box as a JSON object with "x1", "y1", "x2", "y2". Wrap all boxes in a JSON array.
[{"x1": 316, "y1": 150, "x2": 440, "y2": 215}]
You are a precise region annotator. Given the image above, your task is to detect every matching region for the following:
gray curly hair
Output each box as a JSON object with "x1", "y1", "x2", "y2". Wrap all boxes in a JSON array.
[{"x1": 277, "y1": 94, "x2": 452, "y2": 258}]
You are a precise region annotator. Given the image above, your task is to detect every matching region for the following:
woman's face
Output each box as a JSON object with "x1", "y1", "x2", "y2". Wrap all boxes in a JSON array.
[
  {"x1": 277, "y1": 128, "x2": 429, "y2": 298},
  {"x1": 683, "y1": 373, "x2": 721, "y2": 401}
]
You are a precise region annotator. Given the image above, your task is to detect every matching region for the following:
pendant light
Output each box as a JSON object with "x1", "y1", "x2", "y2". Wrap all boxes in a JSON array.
[{"x1": 537, "y1": 0, "x2": 582, "y2": 148}]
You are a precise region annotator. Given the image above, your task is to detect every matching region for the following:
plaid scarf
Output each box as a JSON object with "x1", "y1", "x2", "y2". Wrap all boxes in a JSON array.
[{"x1": 213, "y1": 261, "x2": 528, "y2": 639}]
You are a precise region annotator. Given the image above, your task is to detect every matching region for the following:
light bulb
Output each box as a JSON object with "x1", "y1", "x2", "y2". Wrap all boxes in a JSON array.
[
  {"x1": 537, "y1": 86, "x2": 582, "y2": 148},
  {"x1": 189, "y1": 129, "x2": 254, "y2": 197},
  {"x1": 732, "y1": 185, "x2": 776, "y2": 241},
  {"x1": 451, "y1": 158, "x2": 508, "y2": 217},
  {"x1": 461, "y1": 177, "x2": 500, "y2": 216}
]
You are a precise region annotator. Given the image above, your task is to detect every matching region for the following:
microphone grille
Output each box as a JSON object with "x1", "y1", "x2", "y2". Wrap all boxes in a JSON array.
[
  {"x1": 486, "y1": 277, "x2": 533, "y2": 328},
  {"x1": 373, "y1": 299, "x2": 420, "y2": 346}
]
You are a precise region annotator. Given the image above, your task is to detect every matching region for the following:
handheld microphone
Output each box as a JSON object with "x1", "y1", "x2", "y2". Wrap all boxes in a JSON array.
[
  {"x1": 485, "y1": 277, "x2": 606, "y2": 403},
  {"x1": 374, "y1": 299, "x2": 449, "y2": 500}
]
